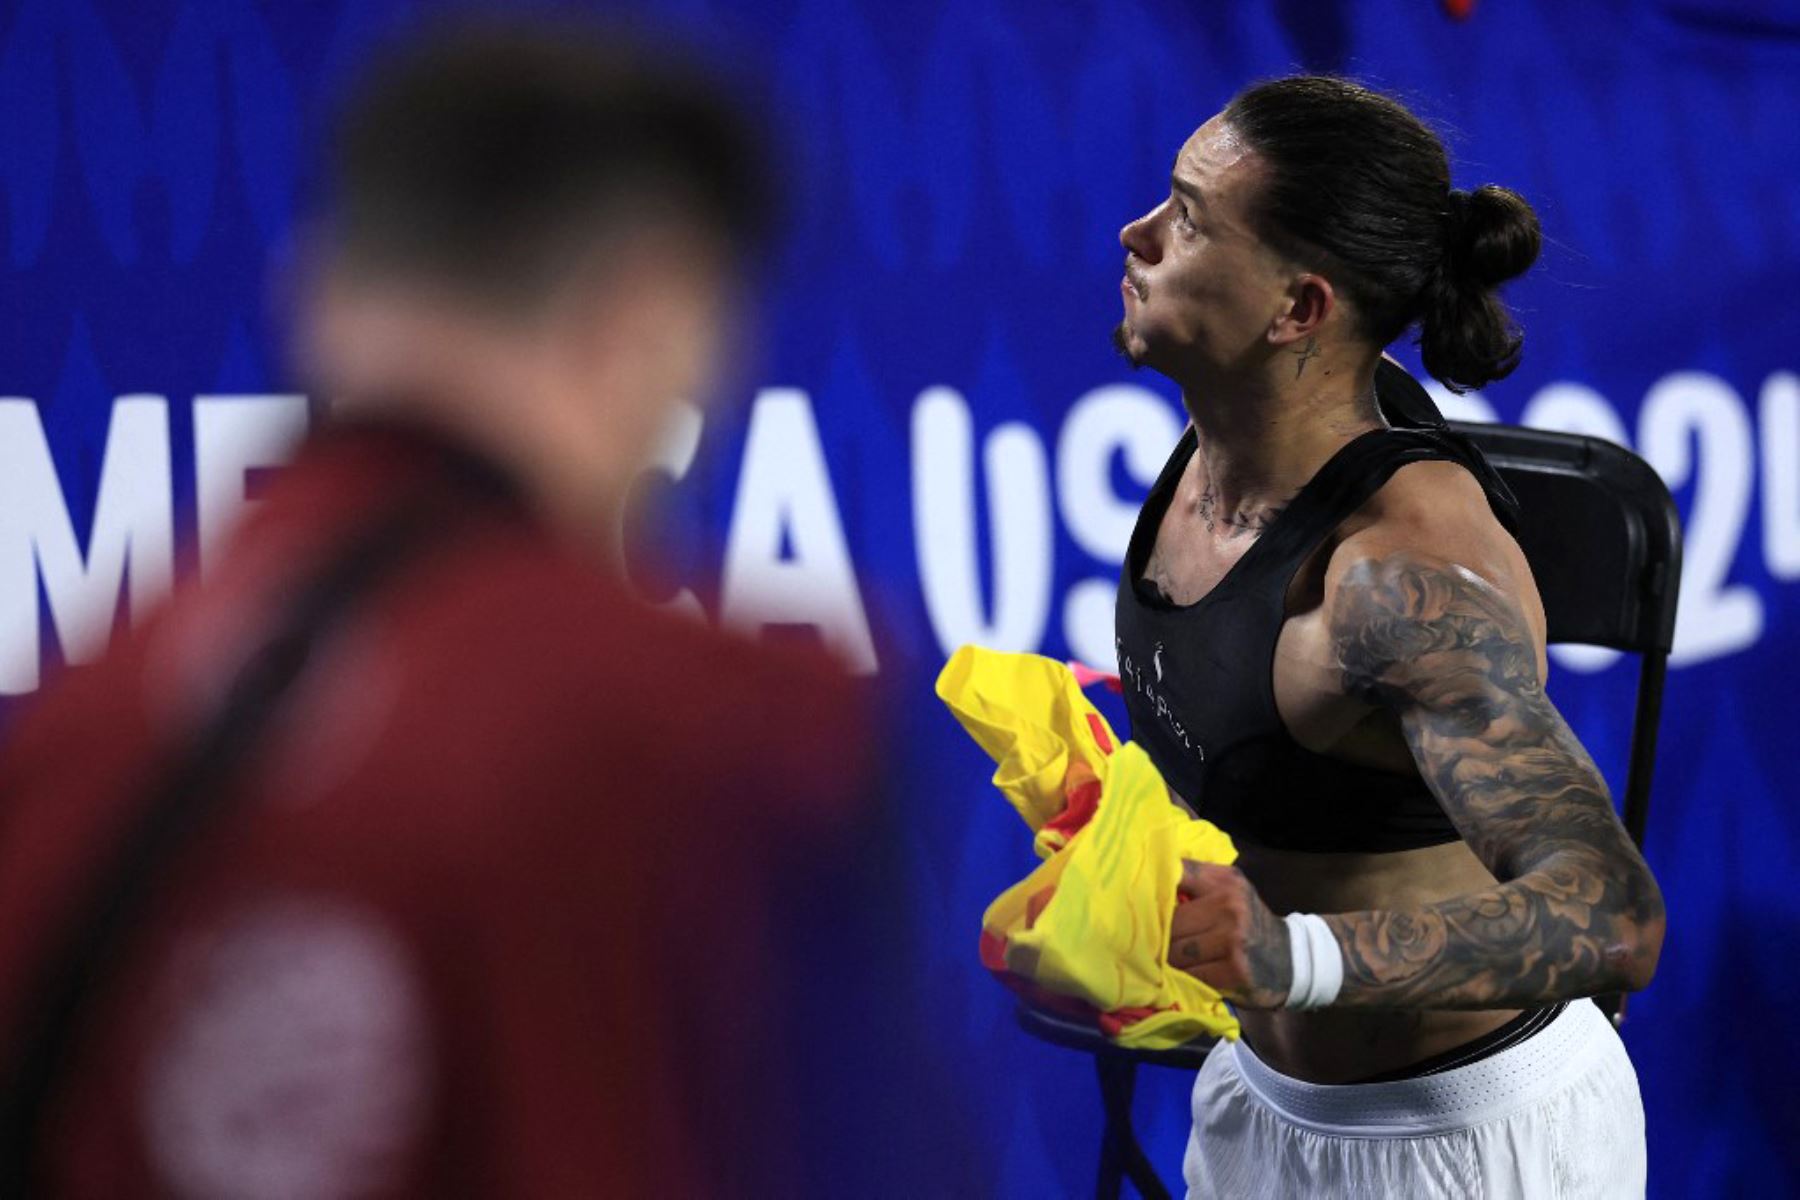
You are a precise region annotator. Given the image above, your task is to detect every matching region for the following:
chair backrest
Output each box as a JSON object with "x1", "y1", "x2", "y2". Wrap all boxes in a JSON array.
[{"x1": 1447, "y1": 422, "x2": 1682, "y2": 657}]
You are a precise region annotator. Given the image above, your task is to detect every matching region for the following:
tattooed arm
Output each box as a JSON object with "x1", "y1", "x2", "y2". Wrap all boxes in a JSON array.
[
  {"x1": 1171, "y1": 550, "x2": 1666, "y2": 1010},
  {"x1": 1318, "y1": 551, "x2": 1665, "y2": 1008}
]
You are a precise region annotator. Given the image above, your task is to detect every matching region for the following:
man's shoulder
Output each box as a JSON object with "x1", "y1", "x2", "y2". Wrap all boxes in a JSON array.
[
  {"x1": 1331, "y1": 450, "x2": 1515, "y2": 567},
  {"x1": 403, "y1": 533, "x2": 870, "y2": 757},
  {"x1": 1321, "y1": 456, "x2": 1545, "y2": 646},
  {"x1": 1355, "y1": 452, "x2": 1499, "y2": 538},
  {"x1": 419, "y1": 535, "x2": 838, "y2": 692}
]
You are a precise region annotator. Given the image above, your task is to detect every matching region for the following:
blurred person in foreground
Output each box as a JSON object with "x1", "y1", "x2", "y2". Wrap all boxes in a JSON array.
[
  {"x1": 1111, "y1": 78, "x2": 1665, "y2": 1195},
  {"x1": 0, "y1": 24, "x2": 962, "y2": 1197}
]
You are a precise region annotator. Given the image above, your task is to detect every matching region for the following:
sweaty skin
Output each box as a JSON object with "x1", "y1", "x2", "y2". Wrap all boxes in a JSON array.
[
  {"x1": 1150, "y1": 451, "x2": 1521, "y2": 1080},
  {"x1": 1115, "y1": 115, "x2": 1662, "y2": 1083},
  {"x1": 1157, "y1": 454, "x2": 1665, "y2": 1083}
]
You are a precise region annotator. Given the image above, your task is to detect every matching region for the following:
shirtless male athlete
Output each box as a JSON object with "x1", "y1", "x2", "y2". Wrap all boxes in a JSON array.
[{"x1": 1110, "y1": 77, "x2": 1666, "y2": 1197}]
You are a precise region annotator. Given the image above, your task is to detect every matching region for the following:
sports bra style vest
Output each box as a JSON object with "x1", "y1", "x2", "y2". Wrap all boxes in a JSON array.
[{"x1": 1114, "y1": 401, "x2": 1520, "y2": 855}]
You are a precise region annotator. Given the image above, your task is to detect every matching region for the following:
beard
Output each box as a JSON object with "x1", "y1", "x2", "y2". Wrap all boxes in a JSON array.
[{"x1": 1112, "y1": 322, "x2": 1143, "y2": 369}]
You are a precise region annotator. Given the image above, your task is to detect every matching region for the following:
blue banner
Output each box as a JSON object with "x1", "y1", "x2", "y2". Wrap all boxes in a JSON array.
[{"x1": 1, "y1": 0, "x2": 1795, "y2": 1192}]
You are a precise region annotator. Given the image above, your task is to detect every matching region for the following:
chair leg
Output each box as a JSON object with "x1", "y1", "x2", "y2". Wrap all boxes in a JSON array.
[{"x1": 1094, "y1": 1057, "x2": 1172, "y2": 1200}]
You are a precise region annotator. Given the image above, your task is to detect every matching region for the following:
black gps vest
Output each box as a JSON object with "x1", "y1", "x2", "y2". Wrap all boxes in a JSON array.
[{"x1": 1113, "y1": 365, "x2": 1520, "y2": 854}]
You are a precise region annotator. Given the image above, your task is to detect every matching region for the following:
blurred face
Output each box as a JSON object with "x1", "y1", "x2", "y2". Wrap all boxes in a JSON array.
[
  {"x1": 550, "y1": 225, "x2": 739, "y2": 510},
  {"x1": 296, "y1": 218, "x2": 741, "y2": 539},
  {"x1": 1113, "y1": 116, "x2": 1295, "y2": 379}
]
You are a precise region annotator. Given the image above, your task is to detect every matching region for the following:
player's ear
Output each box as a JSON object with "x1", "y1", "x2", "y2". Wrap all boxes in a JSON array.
[{"x1": 1268, "y1": 273, "x2": 1334, "y2": 347}]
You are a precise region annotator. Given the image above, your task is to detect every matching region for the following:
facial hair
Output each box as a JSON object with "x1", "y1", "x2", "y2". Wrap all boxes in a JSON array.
[
  {"x1": 1114, "y1": 265, "x2": 1148, "y2": 367},
  {"x1": 1112, "y1": 322, "x2": 1142, "y2": 368}
]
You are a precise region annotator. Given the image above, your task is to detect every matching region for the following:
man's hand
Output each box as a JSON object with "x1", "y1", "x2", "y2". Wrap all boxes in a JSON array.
[{"x1": 1168, "y1": 862, "x2": 1292, "y2": 1009}]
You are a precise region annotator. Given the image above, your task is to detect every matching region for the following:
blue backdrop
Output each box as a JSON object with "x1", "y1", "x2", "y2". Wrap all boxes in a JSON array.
[{"x1": 1, "y1": 0, "x2": 1795, "y2": 1194}]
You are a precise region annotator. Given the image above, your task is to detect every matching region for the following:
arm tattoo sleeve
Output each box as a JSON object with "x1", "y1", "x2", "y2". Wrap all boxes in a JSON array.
[{"x1": 1322, "y1": 555, "x2": 1666, "y2": 1010}]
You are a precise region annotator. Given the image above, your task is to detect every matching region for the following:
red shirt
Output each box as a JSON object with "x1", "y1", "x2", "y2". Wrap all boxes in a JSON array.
[{"x1": 0, "y1": 423, "x2": 875, "y2": 1197}]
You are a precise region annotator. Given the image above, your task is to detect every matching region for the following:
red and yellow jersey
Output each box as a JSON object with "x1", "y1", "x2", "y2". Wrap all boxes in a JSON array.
[{"x1": 938, "y1": 644, "x2": 1240, "y2": 1050}]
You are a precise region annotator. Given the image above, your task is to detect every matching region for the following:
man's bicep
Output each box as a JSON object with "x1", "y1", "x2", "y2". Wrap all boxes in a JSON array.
[{"x1": 1328, "y1": 552, "x2": 1616, "y2": 877}]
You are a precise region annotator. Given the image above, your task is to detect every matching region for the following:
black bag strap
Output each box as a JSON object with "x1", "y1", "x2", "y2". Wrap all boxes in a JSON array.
[{"x1": 0, "y1": 438, "x2": 518, "y2": 1191}]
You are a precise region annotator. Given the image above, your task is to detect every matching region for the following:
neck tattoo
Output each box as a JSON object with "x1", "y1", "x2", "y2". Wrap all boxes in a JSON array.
[{"x1": 1293, "y1": 335, "x2": 1321, "y2": 379}]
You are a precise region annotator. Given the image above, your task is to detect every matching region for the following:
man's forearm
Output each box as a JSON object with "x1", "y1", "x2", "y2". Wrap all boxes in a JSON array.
[{"x1": 1319, "y1": 854, "x2": 1666, "y2": 1010}]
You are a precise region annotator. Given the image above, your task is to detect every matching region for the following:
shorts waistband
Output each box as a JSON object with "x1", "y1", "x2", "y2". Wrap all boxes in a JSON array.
[
  {"x1": 1226, "y1": 999, "x2": 1618, "y2": 1137},
  {"x1": 1353, "y1": 1001, "x2": 1566, "y2": 1084}
]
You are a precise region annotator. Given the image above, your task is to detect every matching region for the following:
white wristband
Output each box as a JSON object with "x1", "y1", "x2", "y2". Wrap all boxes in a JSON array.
[{"x1": 1282, "y1": 912, "x2": 1344, "y2": 1010}]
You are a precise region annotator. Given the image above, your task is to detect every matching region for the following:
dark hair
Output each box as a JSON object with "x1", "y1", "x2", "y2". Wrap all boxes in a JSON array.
[
  {"x1": 327, "y1": 21, "x2": 773, "y2": 305},
  {"x1": 1223, "y1": 76, "x2": 1540, "y2": 393}
]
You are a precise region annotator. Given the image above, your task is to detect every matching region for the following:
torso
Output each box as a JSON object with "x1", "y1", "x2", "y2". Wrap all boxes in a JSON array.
[{"x1": 1138, "y1": 433, "x2": 1545, "y2": 1083}]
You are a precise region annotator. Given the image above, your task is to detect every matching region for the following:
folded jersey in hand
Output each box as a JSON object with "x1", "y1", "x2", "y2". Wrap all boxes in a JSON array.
[{"x1": 936, "y1": 645, "x2": 1240, "y2": 1049}]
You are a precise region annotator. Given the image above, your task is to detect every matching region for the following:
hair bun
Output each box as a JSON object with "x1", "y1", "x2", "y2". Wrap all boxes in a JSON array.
[
  {"x1": 1418, "y1": 184, "x2": 1542, "y2": 392},
  {"x1": 1446, "y1": 184, "x2": 1541, "y2": 290}
]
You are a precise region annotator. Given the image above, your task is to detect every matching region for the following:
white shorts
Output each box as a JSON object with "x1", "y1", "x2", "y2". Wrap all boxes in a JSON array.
[{"x1": 1183, "y1": 1000, "x2": 1646, "y2": 1199}]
